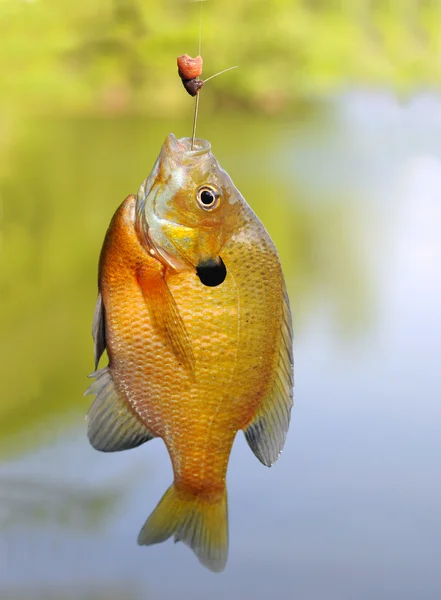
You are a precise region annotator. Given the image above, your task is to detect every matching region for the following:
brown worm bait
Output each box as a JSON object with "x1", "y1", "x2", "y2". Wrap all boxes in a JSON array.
[
  {"x1": 177, "y1": 52, "x2": 238, "y2": 149},
  {"x1": 177, "y1": 54, "x2": 204, "y2": 97}
]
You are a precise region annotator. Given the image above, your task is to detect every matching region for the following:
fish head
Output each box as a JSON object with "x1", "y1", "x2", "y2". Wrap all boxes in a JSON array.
[{"x1": 136, "y1": 133, "x2": 242, "y2": 278}]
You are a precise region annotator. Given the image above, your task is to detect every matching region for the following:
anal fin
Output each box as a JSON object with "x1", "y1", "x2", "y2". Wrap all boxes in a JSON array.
[
  {"x1": 84, "y1": 367, "x2": 155, "y2": 452},
  {"x1": 244, "y1": 287, "x2": 294, "y2": 466}
]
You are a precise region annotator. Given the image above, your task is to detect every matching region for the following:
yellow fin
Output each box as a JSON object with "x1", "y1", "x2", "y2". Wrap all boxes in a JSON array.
[
  {"x1": 85, "y1": 367, "x2": 155, "y2": 452},
  {"x1": 138, "y1": 484, "x2": 228, "y2": 573},
  {"x1": 138, "y1": 268, "x2": 195, "y2": 374},
  {"x1": 244, "y1": 286, "x2": 294, "y2": 466}
]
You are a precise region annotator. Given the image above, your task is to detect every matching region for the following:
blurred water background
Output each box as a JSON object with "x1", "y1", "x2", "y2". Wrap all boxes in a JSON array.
[{"x1": 1, "y1": 1, "x2": 440, "y2": 599}]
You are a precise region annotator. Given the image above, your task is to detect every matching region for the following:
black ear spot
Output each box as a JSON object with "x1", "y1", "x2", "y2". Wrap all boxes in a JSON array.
[{"x1": 196, "y1": 257, "x2": 227, "y2": 287}]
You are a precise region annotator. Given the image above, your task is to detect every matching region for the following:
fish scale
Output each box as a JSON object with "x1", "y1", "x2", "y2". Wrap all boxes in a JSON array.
[{"x1": 85, "y1": 134, "x2": 293, "y2": 572}]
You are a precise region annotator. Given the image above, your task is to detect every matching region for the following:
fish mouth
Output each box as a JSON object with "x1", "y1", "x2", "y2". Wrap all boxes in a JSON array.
[
  {"x1": 167, "y1": 134, "x2": 212, "y2": 159},
  {"x1": 180, "y1": 137, "x2": 211, "y2": 157}
]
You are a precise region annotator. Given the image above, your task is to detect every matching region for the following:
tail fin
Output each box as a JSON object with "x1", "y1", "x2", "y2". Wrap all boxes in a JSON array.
[{"x1": 137, "y1": 483, "x2": 228, "y2": 572}]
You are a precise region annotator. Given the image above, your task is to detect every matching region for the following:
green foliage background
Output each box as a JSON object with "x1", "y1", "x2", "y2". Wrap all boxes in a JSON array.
[{"x1": 0, "y1": 0, "x2": 438, "y2": 120}]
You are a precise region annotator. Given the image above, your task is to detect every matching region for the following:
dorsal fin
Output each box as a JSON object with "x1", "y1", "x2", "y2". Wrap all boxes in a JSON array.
[
  {"x1": 243, "y1": 286, "x2": 293, "y2": 466},
  {"x1": 92, "y1": 292, "x2": 106, "y2": 370},
  {"x1": 85, "y1": 367, "x2": 155, "y2": 452}
]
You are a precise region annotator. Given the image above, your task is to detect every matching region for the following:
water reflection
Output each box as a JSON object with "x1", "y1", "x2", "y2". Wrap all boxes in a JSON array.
[
  {"x1": 1, "y1": 93, "x2": 440, "y2": 599},
  {"x1": 1, "y1": 587, "x2": 138, "y2": 600}
]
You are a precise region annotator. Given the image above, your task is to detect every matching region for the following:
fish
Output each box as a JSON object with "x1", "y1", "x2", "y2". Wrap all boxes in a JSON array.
[{"x1": 85, "y1": 133, "x2": 294, "y2": 572}]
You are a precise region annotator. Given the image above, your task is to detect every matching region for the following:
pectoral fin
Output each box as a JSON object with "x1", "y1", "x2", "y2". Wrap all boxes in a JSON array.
[
  {"x1": 137, "y1": 267, "x2": 195, "y2": 374},
  {"x1": 85, "y1": 367, "x2": 155, "y2": 452},
  {"x1": 92, "y1": 292, "x2": 106, "y2": 369},
  {"x1": 244, "y1": 287, "x2": 294, "y2": 466}
]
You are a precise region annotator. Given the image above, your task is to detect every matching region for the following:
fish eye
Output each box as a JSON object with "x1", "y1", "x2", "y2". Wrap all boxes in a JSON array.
[{"x1": 196, "y1": 186, "x2": 220, "y2": 211}]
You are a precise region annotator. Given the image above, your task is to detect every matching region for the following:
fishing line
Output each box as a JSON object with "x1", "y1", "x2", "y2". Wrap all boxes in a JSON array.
[
  {"x1": 203, "y1": 65, "x2": 238, "y2": 83},
  {"x1": 198, "y1": 0, "x2": 203, "y2": 57},
  {"x1": 188, "y1": 0, "x2": 237, "y2": 150},
  {"x1": 191, "y1": 0, "x2": 204, "y2": 150}
]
